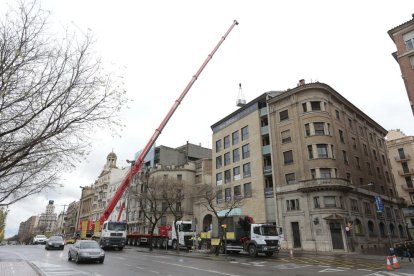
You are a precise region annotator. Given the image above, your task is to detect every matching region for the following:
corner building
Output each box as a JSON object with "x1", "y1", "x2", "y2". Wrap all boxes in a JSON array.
[{"x1": 212, "y1": 81, "x2": 407, "y2": 253}]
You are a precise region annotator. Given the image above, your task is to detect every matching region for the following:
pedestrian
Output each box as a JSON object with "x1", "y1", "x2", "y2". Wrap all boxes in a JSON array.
[{"x1": 401, "y1": 241, "x2": 412, "y2": 262}]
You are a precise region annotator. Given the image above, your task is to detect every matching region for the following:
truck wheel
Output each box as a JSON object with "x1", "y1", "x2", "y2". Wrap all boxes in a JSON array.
[
  {"x1": 75, "y1": 254, "x2": 81, "y2": 264},
  {"x1": 265, "y1": 252, "x2": 273, "y2": 257},
  {"x1": 248, "y1": 245, "x2": 258, "y2": 257},
  {"x1": 172, "y1": 240, "x2": 177, "y2": 250}
]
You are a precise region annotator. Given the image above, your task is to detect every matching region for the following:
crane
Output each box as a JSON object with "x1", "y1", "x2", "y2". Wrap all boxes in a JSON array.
[{"x1": 99, "y1": 20, "x2": 239, "y2": 225}]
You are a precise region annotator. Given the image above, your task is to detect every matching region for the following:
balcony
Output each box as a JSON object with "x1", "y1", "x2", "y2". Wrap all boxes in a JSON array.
[
  {"x1": 260, "y1": 107, "x2": 268, "y2": 117},
  {"x1": 398, "y1": 168, "x2": 414, "y2": 176},
  {"x1": 262, "y1": 145, "x2": 271, "y2": 155},
  {"x1": 263, "y1": 165, "x2": 272, "y2": 175},
  {"x1": 401, "y1": 184, "x2": 414, "y2": 192},
  {"x1": 395, "y1": 154, "x2": 411, "y2": 162},
  {"x1": 261, "y1": 125, "x2": 269, "y2": 135},
  {"x1": 264, "y1": 188, "x2": 274, "y2": 198},
  {"x1": 297, "y1": 178, "x2": 352, "y2": 193}
]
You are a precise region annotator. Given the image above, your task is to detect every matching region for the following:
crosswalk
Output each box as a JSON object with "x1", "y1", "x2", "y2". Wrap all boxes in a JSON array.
[{"x1": 31, "y1": 261, "x2": 97, "y2": 276}]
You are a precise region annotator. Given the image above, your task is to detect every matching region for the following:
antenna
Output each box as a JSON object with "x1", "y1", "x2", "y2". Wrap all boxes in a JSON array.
[{"x1": 236, "y1": 83, "x2": 246, "y2": 107}]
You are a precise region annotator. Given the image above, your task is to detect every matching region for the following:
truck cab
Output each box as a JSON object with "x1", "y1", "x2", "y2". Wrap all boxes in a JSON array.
[
  {"x1": 247, "y1": 223, "x2": 281, "y2": 257},
  {"x1": 169, "y1": 221, "x2": 195, "y2": 249},
  {"x1": 99, "y1": 220, "x2": 127, "y2": 250}
]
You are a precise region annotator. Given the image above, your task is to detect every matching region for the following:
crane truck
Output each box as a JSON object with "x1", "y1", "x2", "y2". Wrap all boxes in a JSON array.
[
  {"x1": 207, "y1": 215, "x2": 282, "y2": 257},
  {"x1": 77, "y1": 20, "x2": 239, "y2": 250}
]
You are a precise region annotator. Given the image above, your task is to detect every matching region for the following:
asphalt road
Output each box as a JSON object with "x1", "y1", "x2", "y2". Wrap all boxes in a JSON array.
[{"x1": 0, "y1": 244, "x2": 413, "y2": 276}]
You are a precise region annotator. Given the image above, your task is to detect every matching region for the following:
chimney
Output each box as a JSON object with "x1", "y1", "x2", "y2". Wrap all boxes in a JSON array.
[{"x1": 298, "y1": 79, "x2": 305, "y2": 86}]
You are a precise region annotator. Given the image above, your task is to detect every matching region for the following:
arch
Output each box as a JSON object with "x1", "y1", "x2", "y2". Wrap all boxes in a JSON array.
[
  {"x1": 389, "y1": 223, "x2": 396, "y2": 237},
  {"x1": 367, "y1": 220, "x2": 375, "y2": 237},
  {"x1": 354, "y1": 219, "x2": 363, "y2": 235},
  {"x1": 202, "y1": 214, "x2": 213, "y2": 232},
  {"x1": 379, "y1": 222, "x2": 386, "y2": 238}
]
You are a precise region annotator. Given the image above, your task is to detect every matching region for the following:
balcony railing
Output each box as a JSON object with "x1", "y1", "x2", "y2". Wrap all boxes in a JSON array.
[
  {"x1": 398, "y1": 168, "x2": 414, "y2": 176},
  {"x1": 395, "y1": 154, "x2": 411, "y2": 162},
  {"x1": 263, "y1": 165, "x2": 272, "y2": 175},
  {"x1": 261, "y1": 125, "x2": 269, "y2": 135},
  {"x1": 297, "y1": 178, "x2": 352, "y2": 192},
  {"x1": 262, "y1": 145, "x2": 271, "y2": 155},
  {"x1": 264, "y1": 188, "x2": 274, "y2": 198}
]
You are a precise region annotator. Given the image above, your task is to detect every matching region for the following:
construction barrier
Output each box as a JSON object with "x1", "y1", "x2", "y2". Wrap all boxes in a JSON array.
[
  {"x1": 392, "y1": 255, "x2": 400, "y2": 269},
  {"x1": 386, "y1": 256, "x2": 393, "y2": 271}
]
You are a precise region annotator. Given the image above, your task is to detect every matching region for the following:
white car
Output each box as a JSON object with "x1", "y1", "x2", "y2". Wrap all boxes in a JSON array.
[{"x1": 33, "y1": 235, "x2": 47, "y2": 245}]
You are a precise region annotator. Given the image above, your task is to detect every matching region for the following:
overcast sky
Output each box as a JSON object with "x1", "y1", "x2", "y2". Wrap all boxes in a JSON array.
[{"x1": 4, "y1": 0, "x2": 414, "y2": 238}]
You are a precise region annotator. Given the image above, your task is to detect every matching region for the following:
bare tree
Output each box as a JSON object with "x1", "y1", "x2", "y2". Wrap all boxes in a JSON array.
[
  {"x1": 0, "y1": 207, "x2": 7, "y2": 241},
  {"x1": 0, "y1": 1, "x2": 128, "y2": 206},
  {"x1": 164, "y1": 179, "x2": 185, "y2": 252},
  {"x1": 198, "y1": 184, "x2": 244, "y2": 255}
]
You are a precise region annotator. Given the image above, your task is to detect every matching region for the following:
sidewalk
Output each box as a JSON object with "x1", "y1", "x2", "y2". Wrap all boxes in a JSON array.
[{"x1": 0, "y1": 260, "x2": 39, "y2": 276}]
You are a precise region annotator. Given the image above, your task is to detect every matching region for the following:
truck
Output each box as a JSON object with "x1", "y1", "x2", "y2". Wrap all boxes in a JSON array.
[
  {"x1": 126, "y1": 220, "x2": 195, "y2": 250},
  {"x1": 77, "y1": 219, "x2": 127, "y2": 250},
  {"x1": 208, "y1": 215, "x2": 282, "y2": 257}
]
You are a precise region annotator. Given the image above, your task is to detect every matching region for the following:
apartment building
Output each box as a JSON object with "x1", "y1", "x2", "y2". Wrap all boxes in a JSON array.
[
  {"x1": 388, "y1": 14, "x2": 414, "y2": 115},
  {"x1": 386, "y1": 129, "x2": 414, "y2": 239},
  {"x1": 126, "y1": 143, "x2": 212, "y2": 234},
  {"x1": 18, "y1": 216, "x2": 38, "y2": 244},
  {"x1": 37, "y1": 200, "x2": 57, "y2": 234},
  {"x1": 212, "y1": 81, "x2": 406, "y2": 253}
]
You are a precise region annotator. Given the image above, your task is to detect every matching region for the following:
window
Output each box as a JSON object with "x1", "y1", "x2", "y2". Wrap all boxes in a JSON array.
[
  {"x1": 224, "y1": 152, "x2": 231, "y2": 166},
  {"x1": 317, "y1": 144, "x2": 329, "y2": 158},
  {"x1": 281, "y1": 130, "x2": 291, "y2": 143},
  {"x1": 241, "y1": 126, "x2": 249, "y2": 141},
  {"x1": 405, "y1": 177, "x2": 413, "y2": 188},
  {"x1": 355, "y1": 156, "x2": 360, "y2": 169},
  {"x1": 225, "y1": 188, "x2": 232, "y2": 202},
  {"x1": 216, "y1": 156, "x2": 222, "y2": 169},
  {"x1": 233, "y1": 166, "x2": 241, "y2": 181},
  {"x1": 224, "y1": 170, "x2": 231, "y2": 184},
  {"x1": 233, "y1": 148, "x2": 240, "y2": 162},
  {"x1": 314, "y1": 197, "x2": 320, "y2": 208},
  {"x1": 324, "y1": 196, "x2": 336, "y2": 208},
  {"x1": 342, "y1": 150, "x2": 348, "y2": 164},
  {"x1": 283, "y1": 150, "x2": 293, "y2": 165},
  {"x1": 363, "y1": 144, "x2": 368, "y2": 155},
  {"x1": 364, "y1": 202, "x2": 372, "y2": 216},
  {"x1": 402, "y1": 162, "x2": 409, "y2": 173},
  {"x1": 373, "y1": 149, "x2": 378, "y2": 161},
  {"x1": 314, "y1": 122, "x2": 325, "y2": 135},
  {"x1": 279, "y1": 110, "x2": 289, "y2": 121},
  {"x1": 177, "y1": 174, "x2": 182, "y2": 183},
  {"x1": 234, "y1": 185, "x2": 241, "y2": 199},
  {"x1": 307, "y1": 145, "x2": 314, "y2": 159},
  {"x1": 339, "y1": 129, "x2": 345, "y2": 143},
  {"x1": 310, "y1": 101, "x2": 321, "y2": 111},
  {"x1": 366, "y1": 162, "x2": 372, "y2": 175},
  {"x1": 216, "y1": 190, "x2": 223, "y2": 204},
  {"x1": 354, "y1": 219, "x2": 362, "y2": 235},
  {"x1": 311, "y1": 169, "x2": 316, "y2": 179},
  {"x1": 369, "y1": 133, "x2": 374, "y2": 143},
  {"x1": 216, "y1": 173, "x2": 222, "y2": 185},
  {"x1": 352, "y1": 137, "x2": 357, "y2": 149},
  {"x1": 368, "y1": 220, "x2": 375, "y2": 236},
  {"x1": 382, "y1": 154, "x2": 386, "y2": 165},
  {"x1": 376, "y1": 167, "x2": 382, "y2": 179},
  {"x1": 350, "y1": 198, "x2": 359, "y2": 212},
  {"x1": 286, "y1": 199, "x2": 300, "y2": 211},
  {"x1": 232, "y1": 131, "x2": 239, "y2": 145},
  {"x1": 335, "y1": 110, "x2": 340, "y2": 120},
  {"x1": 398, "y1": 148, "x2": 406, "y2": 159},
  {"x1": 224, "y1": 135, "x2": 230, "y2": 149},
  {"x1": 242, "y1": 144, "x2": 250, "y2": 159},
  {"x1": 410, "y1": 55, "x2": 414, "y2": 69},
  {"x1": 305, "y1": 123, "x2": 311, "y2": 136},
  {"x1": 348, "y1": 118, "x2": 353, "y2": 128},
  {"x1": 320, "y1": 168, "x2": 332, "y2": 179},
  {"x1": 243, "y1": 163, "x2": 251, "y2": 178},
  {"x1": 285, "y1": 173, "x2": 296, "y2": 184},
  {"x1": 403, "y1": 30, "x2": 414, "y2": 51},
  {"x1": 244, "y1": 183, "x2": 252, "y2": 197},
  {"x1": 215, "y1": 139, "x2": 222, "y2": 152},
  {"x1": 302, "y1": 103, "x2": 307, "y2": 112}
]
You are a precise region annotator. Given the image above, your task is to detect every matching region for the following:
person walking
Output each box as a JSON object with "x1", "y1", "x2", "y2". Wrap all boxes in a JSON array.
[{"x1": 401, "y1": 241, "x2": 412, "y2": 262}]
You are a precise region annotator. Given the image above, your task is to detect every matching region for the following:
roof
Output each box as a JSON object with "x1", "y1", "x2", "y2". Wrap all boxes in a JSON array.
[{"x1": 387, "y1": 15, "x2": 414, "y2": 41}]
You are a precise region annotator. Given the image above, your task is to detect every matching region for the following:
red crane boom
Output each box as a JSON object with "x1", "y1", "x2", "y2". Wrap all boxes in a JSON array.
[{"x1": 100, "y1": 20, "x2": 239, "y2": 225}]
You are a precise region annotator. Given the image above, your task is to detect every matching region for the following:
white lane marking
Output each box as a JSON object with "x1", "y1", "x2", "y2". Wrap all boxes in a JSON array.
[
  {"x1": 319, "y1": 268, "x2": 347, "y2": 273},
  {"x1": 150, "y1": 271, "x2": 160, "y2": 274},
  {"x1": 154, "y1": 260, "x2": 241, "y2": 276}
]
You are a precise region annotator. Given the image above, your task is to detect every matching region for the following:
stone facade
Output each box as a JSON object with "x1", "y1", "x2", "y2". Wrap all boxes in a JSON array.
[
  {"x1": 211, "y1": 81, "x2": 407, "y2": 253},
  {"x1": 388, "y1": 15, "x2": 414, "y2": 115},
  {"x1": 386, "y1": 129, "x2": 414, "y2": 239}
]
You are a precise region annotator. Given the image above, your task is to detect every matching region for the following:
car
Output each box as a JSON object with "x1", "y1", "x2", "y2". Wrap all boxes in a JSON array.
[
  {"x1": 65, "y1": 237, "x2": 76, "y2": 245},
  {"x1": 33, "y1": 235, "x2": 47, "y2": 245},
  {"x1": 45, "y1": 235, "x2": 65, "y2": 250},
  {"x1": 68, "y1": 240, "x2": 105, "y2": 264}
]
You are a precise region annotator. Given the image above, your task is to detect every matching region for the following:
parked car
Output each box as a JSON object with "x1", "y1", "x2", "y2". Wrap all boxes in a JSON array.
[
  {"x1": 33, "y1": 235, "x2": 47, "y2": 245},
  {"x1": 45, "y1": 235, "x2": 65, "y2": 250},
  {"x1": 68, "y1": 240, "x2": 105, "y2": 264},
  {"x1": 64, "y1": 237, "x2": 77, "y2": 245}
]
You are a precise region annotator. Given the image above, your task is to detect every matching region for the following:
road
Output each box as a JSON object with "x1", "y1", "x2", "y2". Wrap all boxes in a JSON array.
[{"x1": 0, "y1": 244, "x2": 413, "y2": 276}]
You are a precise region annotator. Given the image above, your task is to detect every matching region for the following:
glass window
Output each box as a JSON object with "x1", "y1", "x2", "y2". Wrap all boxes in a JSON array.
[
  {"x1": 320, "y1": 168, "x2": 332, "y2": 179},
  {"x1": 225, "y1": 188, "x2": 232, "y2": 202},
  {"x1": 224, "y1": 135, "x2": 230, "y2": 149},
  {"x1": 233, "y1": 148, "x2": 240, "y2": 162},
  {"x1": 216, "y1": 156, "x2": 222, "y2": 169},
  {"x1": 403, "y1": 31, "x2": 414, "y2": 51},
  {"x1": 232, "y1": 131, "x2": 239, "y2": 145},
  {"x1": 283, "y1": 150, "x2": 293, "y2": 165},
  {"x1": 286, "y1": 199, "x2": 300, "y2": 211},
  {"x1": 216, "y1": 190, "x2": 223, "y2": 204},
  {"x1": 281, "y1": 130, "x2": 291, "y2": 143},
  {"x1": 279, "y1": 110, "x2": 289, "y2": 121},
  {"x1": 364, "y1": 202, "x2": 372, "y2": 216},
  {"x1": 233, "y1": 166, "x2": 240, "y2": 181},
  {"x1": 216, "y1": 173, "x2": 222, "y2": 185},
  {"x1": 285, "y1": 173, "x2": 296, "y2": 184},
  {"x1": 308, "y1": 145, "x2": 313, "y2": 159},
  {"x1": 317, "y1": 144, "x2": 328, "y2": 158},
  {"x1": 302, "y1": 102, "x2": 307, "y2": 112},
  {"x1": 339, "y1": 129, "x2": 345, "y2": 143},
  {"x1": 350, "y1": 198, "x2": 359, "y2": 212},
  {"x1": 224, "y1": 152, "x2": 231, "y2": 166},
  {"x1": 314, "y1": 122, "x2": 325, "y2": 135},
  {"x1": 243, "y1": 163, "x2": 251, "y2": 178},
  {"x1": 310, "y1": 101, "x2": 321, "y2": 111},
  {"x1": 314, "y1": 197, "x2": 320, "y2": 208},
  {"x1": 335, "y1": 110, "x2": 340, "y2": 120},
  {"x1": 305, "y1": 123, "x2": 310, "y2": 136},
  {"x1": 241, "y1": 126, "x2": 249, "y2": 141},
  {"x1": 234, "y1": 185, "x2": 241, "y2": 199},
  {"x1": 224, "y1": 170, "x2": 231, "y2": 184},
  {"x1": 244, "y1": 183, "x2": 252, "y2": 197},
  {"x1": 215, "y1": 139, "x2": 222, "y2": 152},
  {"x1": 242, "y1": 144, "x2": 250, "y2": 159},
  {"x1": 342, "y1": 150, "x2": 348, "y2": 164}
]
